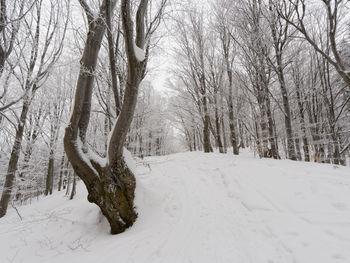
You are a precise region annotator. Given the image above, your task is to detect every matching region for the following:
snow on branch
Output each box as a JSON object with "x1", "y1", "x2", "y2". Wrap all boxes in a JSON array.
[{"x1": 133, "y1": 41, "x2": 146, "y2": 62}]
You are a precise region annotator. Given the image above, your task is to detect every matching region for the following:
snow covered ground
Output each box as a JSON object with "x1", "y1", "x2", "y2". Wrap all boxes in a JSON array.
[{"x1": 1, "y1": 150, "x2": 350, "y2": 263}]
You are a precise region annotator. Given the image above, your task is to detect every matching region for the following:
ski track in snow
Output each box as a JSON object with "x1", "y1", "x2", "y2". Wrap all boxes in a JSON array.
[{"x1": 1, "y1": 151, "x2": 350, "y2": 263}]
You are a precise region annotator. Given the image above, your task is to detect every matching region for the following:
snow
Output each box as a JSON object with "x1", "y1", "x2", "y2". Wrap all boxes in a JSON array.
[
  {"x1": 1, "y1": 150, "x2": 350, "y2": 263},
  {"x1": 133, "y1": 42, "x2": 146, "y2": 62},
  {"x1": 75, "y1": 137, "x2": 99, "y2": 177},
  {"x1": 105, "y1": 120, "x2": 117, "y2": 164},
  {"x1": 123, "y1": 147, "x2": 136, "y2": 174},
  {"x1": 87, "y1": 149, "x2": 107, "y2": 168}
]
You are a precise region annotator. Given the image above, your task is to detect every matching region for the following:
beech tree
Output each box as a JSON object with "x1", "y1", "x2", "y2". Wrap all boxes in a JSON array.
[{"x1": 64, "y1": 0, "x2": 167, "y2": 234}]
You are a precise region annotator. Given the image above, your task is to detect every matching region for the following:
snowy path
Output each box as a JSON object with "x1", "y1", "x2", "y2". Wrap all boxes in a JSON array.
[{"x1": 1, "y1": 151, "x2": 350, "y2": 263}]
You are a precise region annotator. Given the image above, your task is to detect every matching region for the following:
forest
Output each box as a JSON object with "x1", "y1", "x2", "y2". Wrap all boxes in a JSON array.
[{"x1": 0, "y1": 0, "x2": 350, "y2": 261}]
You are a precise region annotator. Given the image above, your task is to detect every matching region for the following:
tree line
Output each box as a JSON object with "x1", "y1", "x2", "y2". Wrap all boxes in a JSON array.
[{"x1": 169, "y1": 0, "x2": 350, "y2": 165}]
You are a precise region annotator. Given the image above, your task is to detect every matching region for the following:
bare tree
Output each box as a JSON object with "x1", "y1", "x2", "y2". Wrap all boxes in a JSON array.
[
  {"x1": 64, "y1": 0, "x2": 167, "y2": 234},
  {"x1": 232, "y1": 0, "x2": 279, "y2": 158},
  {"x1": 44, "y1": 93, "x2": 65, "y2": 195},
  {"x1": 290, "y1": 52, "x2": 311, "y2": 162},
  {"x1": 279, "y1": 0, "x2": 350, "y2": 90},
  {"x1": 174, "y1": 8, "x2": 212, "y2": 152},
  {"x1": 214, "y1": 1, "x2": 240, "y2": 155},
  {"x1": 265, "y1": 1, "x2": 297, "y2": 160},
  {"x1": 0, "y1": 0, "x2": 68, "y2": 217}
]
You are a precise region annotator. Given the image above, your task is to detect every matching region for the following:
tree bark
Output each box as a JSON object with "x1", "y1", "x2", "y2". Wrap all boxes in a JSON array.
[
  {"x1": 265, "y1": 88, "x2": 279, "y2": 159},
  {"x1": 228, "y1": 96, "x2": 239, "y2": 155},
  {"x1": 106, "y1": 0, "x2": 121, "y2": 115},
  {"x1": 70, "y1": 173, "x2": 76, "y2": 200},
  {"x1": 64, "y1": 0, "x2": 150, "y2": 234},
  {"x1": 0, "y1": 97, "x2": 31, "y2": 217},
  {"x1": 202, "y1": 95, "x2": 211, "y2": 153},
  {"x1": 45, "y1": 151, "x2": 54, "y2": 195},
  {"x1": 58, "y1": 154, "x2": 65, "y2": 191},
  {"x1": 214, "y1": 96, "x2": 224, "y2": 153},
  {"x1": 257, "y1": 89, "x2": 270, "y2": 158},
  {"x1": 295, "y1": 137, "x2": 302, "y2": 161},
  {"x1": 222, "y1": 114, "x2": 227, "y2": 153}
]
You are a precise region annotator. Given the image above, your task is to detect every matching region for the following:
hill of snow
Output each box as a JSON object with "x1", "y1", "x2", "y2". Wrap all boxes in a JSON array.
[{"x1": 1, "y1": 151, "x2": 350, "y2": 263}]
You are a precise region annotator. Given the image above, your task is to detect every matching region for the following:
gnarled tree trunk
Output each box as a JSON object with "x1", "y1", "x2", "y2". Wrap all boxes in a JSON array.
[{"x1": 64, "y1": 0, "x2": 151, "y2": 234}]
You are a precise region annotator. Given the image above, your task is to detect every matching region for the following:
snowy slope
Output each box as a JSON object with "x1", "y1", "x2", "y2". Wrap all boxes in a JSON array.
[{"x1": 1, "y1": 151, "x2": 350, "y2": 263}]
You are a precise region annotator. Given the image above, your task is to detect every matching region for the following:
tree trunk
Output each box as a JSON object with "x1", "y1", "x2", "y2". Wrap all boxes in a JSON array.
[
  {"x1": 202, "y1": 95, "x2": 211, "y2": 153},
  {"x1": 265, "y1": 91, "x2": 279, "y2": 159},
  {"x1": 63, "y1": 160, "x2": 69, "y2": 190},
  {"x1": 222, "y1": 28, "x2": 239, "y2": 155},
  {"x1": 295, "y1": 82, "x2": 310, "y2": 162},
  {"x1": 106, "y1": 0, "x2": 121, "y2": 115},
  {"x1": 16, "y1": 133, "x2": 36, "y2": 201},
  {"x1": 330, "y1": 131, "x2": 340, "y2": 165},
  {"x1": 148, "y1": 131, "x2": 152, "y2": 155},
  {"x1": 58, "y1": 154, "x2": 65, "y2": 191},
  {"x1": 295, "y1": 137, "x2": 302, "y2": 161},
  {"x1": 45, "y1": 152, "x2": 54, "y2": 195},
  {"x1": 65, "y1": 170, "x2": 71, "y2": 196},
  {"x1": 64, "y1": 0, "x2": 151, "y2": 234},
  {"x1": 276, "y1": 60, "x2": 297, "y2": 160},
  {"x1": 222, "y1": 114, "x2": 227, "y2": 153},
  {"x1": 214, "y1": 97, "x2": 224, "y2": 153},
  {"x1": 0, "y1": 97, "x2": 31, "y2": 217},
  {"x1": 70, "y1": 173, "x2": 76, "y2": 200},
  {"x1": 254, "y1": 118, "x2": 263, "y2": 158},
  {"x1": 228, "y1": 97, "x2": 239, "y2": 155},
  {"x1": 257, "y1": 92, "x2": 270, "y2": 158},
  {"x1": 239, "y1": 120, "x2": 245, "y2": 149},
  {"x1": 269, "y1": 7, "x2": 296, "y2": 161},
  {"x1": 307, "y1": 90, "x2": 322, "y2": 160}
]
